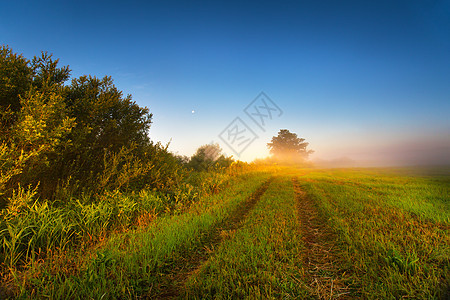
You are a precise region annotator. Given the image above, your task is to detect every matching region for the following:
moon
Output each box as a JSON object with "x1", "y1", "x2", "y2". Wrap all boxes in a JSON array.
[{"x1": 192, "y1": 110, "x2": 195, "y2": 114}]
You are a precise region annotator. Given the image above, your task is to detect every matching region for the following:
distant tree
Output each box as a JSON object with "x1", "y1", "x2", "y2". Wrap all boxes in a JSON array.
[
  {"x1": 175, "y1": 154, "x2": 190, "y2": 165},
  {"x1": 187, "y1": 143, "x2": 233, "y2": 171},
  {"x1": 267, "y1": 129, "x2": 313, "y2": 163},
  {"x1": 188, "y1": 143, "x2": 221, "y2": 171}
]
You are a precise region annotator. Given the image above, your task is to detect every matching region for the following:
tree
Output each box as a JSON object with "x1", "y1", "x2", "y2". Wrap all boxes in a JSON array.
[
  {"x1": 57, "y1": 75, "x2": 153, "y2": 183},
  {"x1": 0, "y1": 46, "x2": 32, "y2": 114},
  {"x1": 30, "y1": 51, "x2": 71, "y2": 92},
  {"x1": 0, "y1": 46, "x2": 33, "y2": 133},
  {"x1": 187, "y1": 143, "x2": 233, "y2": 171},
  {"x1": 188, "y1": 143, "x2": 222, "y2": 171},
  {"x1": 0, "y1": 46, "x2": 75, "y2": 201},
  {"x1": 267, "y1": 129, "x2": 313, "y2": 163},
  {"x1": 0, "y1": 45, "x2": 155, "y2": 200},
  {"x1": 0, "y1": 47, "x2": 70, "y2": 117}
]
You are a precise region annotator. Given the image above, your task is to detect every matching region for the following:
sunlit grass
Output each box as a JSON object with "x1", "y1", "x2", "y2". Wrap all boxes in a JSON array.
[
  {"x1": 299, "y1": 167, "x2": 449, "y2": 298},
  {"x1": 1, "y1": 166, "x2": 448, "y2": 299},
  {"x1": 13, "y1": 172, "x2": 271, "y2": 298},
  {"x1": 185, "y1": 175, "x2": 308, "y2": 299}
]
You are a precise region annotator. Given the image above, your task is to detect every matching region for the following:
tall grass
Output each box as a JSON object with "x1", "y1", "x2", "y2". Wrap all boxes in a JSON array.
[
  {"x1": 14, "y1": 172, "x2": 270, "y2": 298},
  {"x1": 0, "y1": 168, "x2": 241, "y2": 297},
  {"x1": 3, "y1": 165, "x2": 446, "y2": 298}
]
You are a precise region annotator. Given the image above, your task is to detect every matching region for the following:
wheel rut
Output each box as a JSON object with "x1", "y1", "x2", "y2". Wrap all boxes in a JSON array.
[
  {"x1": 151, "y1": 177, "x2": 274, "y2": 299},
  {"x1": 293, "y1": 177, "x2": 353, "y2": 299}
]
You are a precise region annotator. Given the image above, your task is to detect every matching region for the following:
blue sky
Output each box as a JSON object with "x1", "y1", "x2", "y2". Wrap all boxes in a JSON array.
[{"x1": 1, "y1": 0, "x2": 449, "y2": 165}]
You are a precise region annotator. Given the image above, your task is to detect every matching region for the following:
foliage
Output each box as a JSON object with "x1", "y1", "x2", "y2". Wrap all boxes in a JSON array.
[
  {"x1": 30, "y1": 51, "x2": 70, "y2": 92},
  {"x1": 0, "y1": 45, "x2": 159, "y2": 200},
  {"x1": 51, "y1": 75, "x2": 153, "y2": 195},
  {"x1": 0, "y1": 91, "x2": 75, "y2": 202},
  {"x1": 7, "y1": 172, "x2": 269, "y2": 298},
  {"x1": 187, "y1": 143, "x2": 234, "y2": 171},
  {"x1": 267, "y1": 129, "x2": 313, "y2": 163},
  {"x1": 0, "y1": 46, "x2": 32, "y2": 117}
]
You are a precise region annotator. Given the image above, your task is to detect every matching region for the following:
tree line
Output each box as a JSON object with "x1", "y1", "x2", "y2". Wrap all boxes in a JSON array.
[{"x1": 0, "y1": 45, "x2": 232, "y2": 207}]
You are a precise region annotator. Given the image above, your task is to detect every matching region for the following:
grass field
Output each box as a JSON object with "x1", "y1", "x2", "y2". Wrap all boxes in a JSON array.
[
  {"x1": 298, "y1": 168, "x2": 449, "y2": 299},
  {"x1": 1, "y1": 167, "x2": 449, "y2": 299}
]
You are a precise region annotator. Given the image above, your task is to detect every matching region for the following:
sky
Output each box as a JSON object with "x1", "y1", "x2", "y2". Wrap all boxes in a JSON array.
[{"x1": 1, "y1": 0, "x2": 449, "y2": 166}]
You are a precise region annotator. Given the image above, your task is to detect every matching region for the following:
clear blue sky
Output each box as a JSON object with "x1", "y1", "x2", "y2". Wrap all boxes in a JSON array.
[{"x1": 1, "y1": 0, "x2": 449, "y2": 165}]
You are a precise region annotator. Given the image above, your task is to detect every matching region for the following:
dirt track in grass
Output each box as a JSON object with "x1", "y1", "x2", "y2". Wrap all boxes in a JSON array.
[
  {"x1": 293, "y1": 177, "x2": 353, "y2": 299},
  {"x1": 151, "y1": 177, "x2": 274, "y2": 299}
]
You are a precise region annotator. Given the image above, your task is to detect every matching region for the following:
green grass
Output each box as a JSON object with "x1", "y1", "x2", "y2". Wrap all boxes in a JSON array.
[
  {"x1": 302, "y1": 167, "x2": 449, "y2": 223},
  {"x1": 299, "y1": 168, "x2": 449, "y2": 299},
  {"x1": 1, "y1": 166, "x2": 448, "y2": 299},
  {"x1": 185, "y1": 175, "x2": 308, "y2": 299},
  {"x1": 16, "y1": 172, "x2": 271, "y2": 299}
]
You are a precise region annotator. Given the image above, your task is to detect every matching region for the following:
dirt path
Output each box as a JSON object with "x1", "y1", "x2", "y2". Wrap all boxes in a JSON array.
[
  {"x1": 151, "y1": 177, "x2": 274, "y2": 299},
  {"x1": 292, "y1": 177, "x2": 352, "y2": 299}
]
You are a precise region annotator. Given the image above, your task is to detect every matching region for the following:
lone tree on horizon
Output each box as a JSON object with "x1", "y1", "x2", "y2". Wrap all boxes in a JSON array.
[{"x1": 267, "y1": 129, "x2": 313, "y2": 163}]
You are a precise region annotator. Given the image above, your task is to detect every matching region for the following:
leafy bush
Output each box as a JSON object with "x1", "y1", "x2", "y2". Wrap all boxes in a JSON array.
[
  {"x1": 187, "y1": 143, "x2": 234, "y2": 172},
  {"x1": 0, "y1": 45, "x2": 154, "y2": 202}
]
